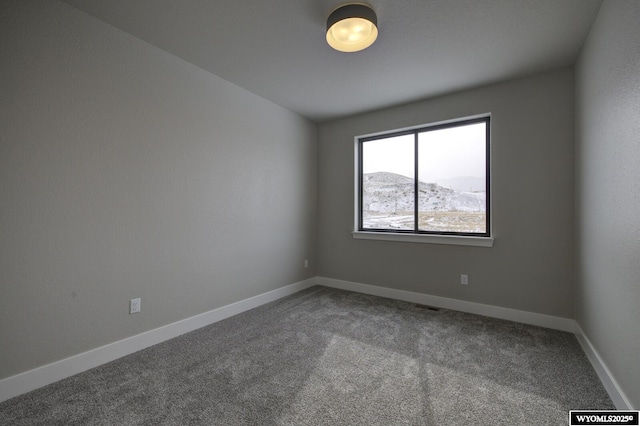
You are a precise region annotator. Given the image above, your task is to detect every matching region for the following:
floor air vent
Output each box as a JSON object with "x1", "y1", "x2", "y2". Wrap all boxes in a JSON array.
[{"x1": 413, "y1": 304, "x2": 440, "y2": 311}]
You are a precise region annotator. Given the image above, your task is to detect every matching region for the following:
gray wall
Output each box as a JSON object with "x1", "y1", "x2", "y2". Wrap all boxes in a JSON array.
[
  {"x1": 318, "y1": 68, "x2": 575, "y2": 318},
  {"x1": 0, "y1": 0, "x2": 317, "y2": 379},
  {"x1": 575, "y1": 0, "x2": 640, "y2": 409}
]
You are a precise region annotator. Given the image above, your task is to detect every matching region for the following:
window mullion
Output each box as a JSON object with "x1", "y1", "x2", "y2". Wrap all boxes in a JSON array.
[{"x1": 414, "y1": 132, "x2": 419, "y2": 232}]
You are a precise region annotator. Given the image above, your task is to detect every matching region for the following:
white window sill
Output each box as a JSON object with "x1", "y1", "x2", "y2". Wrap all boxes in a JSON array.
[{"x1": 352, "y1": 231, "x2": 494, "y2": 247}]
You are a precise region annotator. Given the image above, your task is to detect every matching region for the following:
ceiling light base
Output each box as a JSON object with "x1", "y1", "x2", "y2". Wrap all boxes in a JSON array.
[{"x1": 326, "y1": 4, "x2": 378, "y2": 52}]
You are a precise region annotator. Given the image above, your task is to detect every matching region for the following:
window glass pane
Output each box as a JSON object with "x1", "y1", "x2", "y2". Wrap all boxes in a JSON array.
[
  {"x1": 362, "y1": 134, "x2": 414, "y2": 230},
  {"x1": 417, "y1": 123, "x2": 486, "y2": 233}
]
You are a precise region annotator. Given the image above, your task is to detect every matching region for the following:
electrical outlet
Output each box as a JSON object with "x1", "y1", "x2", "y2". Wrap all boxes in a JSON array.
[
  {"x1": 460, "y1": 274, "x2": 468, "y2": 285},
  {"x1": 130, "y1": 298, "x2": 141, "y2": 314},
  {"x1": 304, "y1": 259, "x2": 309, "y2": 268}
]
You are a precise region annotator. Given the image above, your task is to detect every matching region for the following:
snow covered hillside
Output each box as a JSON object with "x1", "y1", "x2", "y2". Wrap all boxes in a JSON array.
[{"x1": 362, "y1": 172, "x2": 486, "y2": 213}]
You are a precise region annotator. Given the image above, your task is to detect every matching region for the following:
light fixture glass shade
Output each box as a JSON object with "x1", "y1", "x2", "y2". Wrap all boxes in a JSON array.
[{"x1": 326, "y1": 4, "x2": 378, "y2": 52}]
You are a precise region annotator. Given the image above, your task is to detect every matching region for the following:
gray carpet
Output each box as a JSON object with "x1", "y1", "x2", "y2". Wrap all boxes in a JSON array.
[{"x1": 0, "y1": 286, "x2": 614, "y2": 425}]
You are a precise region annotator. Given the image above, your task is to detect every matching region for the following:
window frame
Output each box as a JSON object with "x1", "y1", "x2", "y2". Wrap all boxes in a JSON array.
[{"x1": 354, "y1": 114, "x2": 493, "y2": 247}]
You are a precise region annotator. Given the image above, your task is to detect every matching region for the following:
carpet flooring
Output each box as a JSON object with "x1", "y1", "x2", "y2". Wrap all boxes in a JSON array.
[{"x1": 0, "y1": 286, "x2": 614, "y2": 425}]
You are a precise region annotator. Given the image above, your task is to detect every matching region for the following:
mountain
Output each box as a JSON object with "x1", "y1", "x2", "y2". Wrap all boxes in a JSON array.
[
  {"x1": 435, "y1": 176, "x2": 486, "y2": 192},
  {"x1": 362, "y1": 172, "x2": 485, "y2": 213}
]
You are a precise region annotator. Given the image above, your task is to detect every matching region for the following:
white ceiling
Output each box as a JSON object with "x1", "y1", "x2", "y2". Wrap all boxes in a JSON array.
[{"x1": 60, "y1": 0, "x2": 602, "y2": 123}]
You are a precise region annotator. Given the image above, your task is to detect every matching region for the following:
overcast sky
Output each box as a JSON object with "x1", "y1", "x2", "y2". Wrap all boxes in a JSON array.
[{"x1": 362, "y1": 122, "x2": 486, "y2": 183}]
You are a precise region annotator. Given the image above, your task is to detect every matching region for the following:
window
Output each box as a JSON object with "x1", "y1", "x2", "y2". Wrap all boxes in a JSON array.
[{"x1": 356, "y1": 116, "x2": 491, "y2": 244}]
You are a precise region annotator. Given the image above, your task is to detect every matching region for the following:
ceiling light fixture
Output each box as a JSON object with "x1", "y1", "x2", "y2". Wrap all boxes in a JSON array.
[{"x1": 326, "y1": 4, "x2": 378, "y2": 53}]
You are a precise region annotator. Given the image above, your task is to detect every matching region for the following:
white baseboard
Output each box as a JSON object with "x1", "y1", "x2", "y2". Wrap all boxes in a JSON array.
[
  {"x1": 0, "y1": 277, "x2": 317, "y2": 404},
  {"x1": 318, "y1": 277, "x2": 575, "y2": 332},
  {"x1": 2, "y1": 276, "x2": 630, "y2": 411},
  {"x1": 573, "y1": 323, "x2": 633, "y2": 410}
]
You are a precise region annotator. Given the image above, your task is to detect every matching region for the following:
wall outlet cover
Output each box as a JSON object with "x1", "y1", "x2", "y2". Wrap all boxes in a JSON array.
[{"x1": 130, "y1": 298, "x2": 141, "y2": 314}]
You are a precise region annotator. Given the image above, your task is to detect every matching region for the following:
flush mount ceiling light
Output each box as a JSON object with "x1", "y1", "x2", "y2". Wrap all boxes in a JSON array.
[{"x1": 326, "y1": 4, "x2": 378, "y2": 52}]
